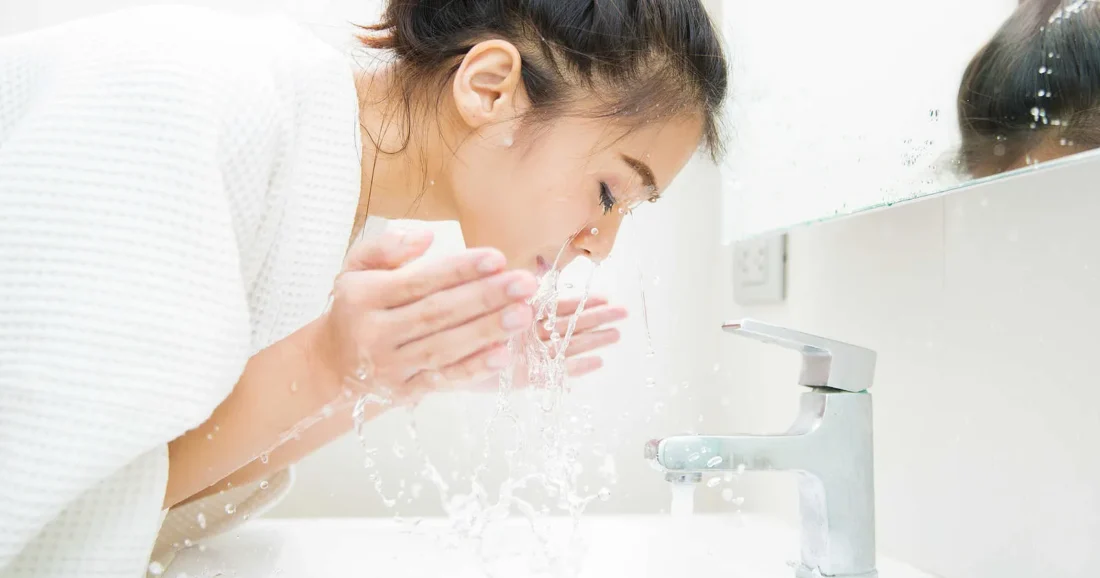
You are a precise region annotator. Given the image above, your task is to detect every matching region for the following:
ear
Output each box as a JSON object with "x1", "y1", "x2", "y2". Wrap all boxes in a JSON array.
[{"x1": 452, "y1": 39, "x2": 527, "y2": 130}]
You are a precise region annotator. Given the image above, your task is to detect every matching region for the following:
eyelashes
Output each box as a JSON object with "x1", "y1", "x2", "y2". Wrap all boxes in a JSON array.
[{"x1": 599, "y1": 181, "x2": 616, "y2": 214}]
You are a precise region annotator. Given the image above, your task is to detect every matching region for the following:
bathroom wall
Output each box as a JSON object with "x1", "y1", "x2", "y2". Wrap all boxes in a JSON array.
[{"x1": 703, "y1": 155, "x2": 1100, "y2": 578}]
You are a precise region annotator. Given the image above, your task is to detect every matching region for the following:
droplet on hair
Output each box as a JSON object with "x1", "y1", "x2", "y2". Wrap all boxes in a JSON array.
[
  {"x1": 1039, "y1": 66, "x2": 1048, "y2": 74},
  {"x1": 260, "y1": 452, "x2": 269, "y2": 464},
  {"x1": 1037, "y1": 90, "x2": 1046, "y2": 97},
  {"x1": 196, "y1": 512, "x2": 207, "y2": 529},
  {"x1": 590, "y1": 228, "x2": 599, "y2": 235},
  {"x1": 259, "y1": 480, "x2": 270, "y2": 490},
  {"x1": 225, "y1": 503, "x2": 236, "y2": 515},
  {"x1": 206, "y1": 433, "x2": 214, "y2": 440},
  {"x1": 148, "y1": 562, "x2": 165, "y2": 576}
]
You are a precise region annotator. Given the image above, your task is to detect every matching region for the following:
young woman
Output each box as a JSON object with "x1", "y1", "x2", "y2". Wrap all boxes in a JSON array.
[{"x1": 0, "y1": 0, "x2": 727, "y2": 575}]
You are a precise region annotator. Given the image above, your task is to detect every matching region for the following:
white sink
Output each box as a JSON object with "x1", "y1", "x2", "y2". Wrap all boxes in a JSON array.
[{"x1": 168, "y1": 514, "x2": 932, "y2": 578}]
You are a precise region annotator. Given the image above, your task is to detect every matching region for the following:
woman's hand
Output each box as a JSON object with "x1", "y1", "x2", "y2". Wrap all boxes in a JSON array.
[
  {"x1": 313, "y1": 229, "x2": 538, "y2": 405},
  {"x1": 533, "y1": 295, "x2": 627, "y2": 379}
]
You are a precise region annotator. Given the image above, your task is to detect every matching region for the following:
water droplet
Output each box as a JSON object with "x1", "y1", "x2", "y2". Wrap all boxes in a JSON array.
[
  {"x1": 652, "y1": 276, "x2": 661, "y2": 285},
  {"x1": 429, "y1": 180, "x2": 436, "y2": 186},
  {"x1": 712, "y1": 363, "x2": 721, "y2": 373},
  {"x1": 706, "y1": 477, "x2": 722, "y2": 488},
  {"x1": 148, "y1": 562, "x2": 165, "y2": 576},
  {"x1": 196, "y1": 512, "x2": 207, "y2": 529},
  {"x1": 392, "y1": 442, "x2": 406, "y2": 458},
  {"x1": 290, "y1": 381, "x2": 298, "y2": 392},
  {"x1": 183, "y1": 539, "x2": 193, "y2": 547},
  {"x1": 1049, "y1": 52, "x2": 1056, "y2": 58},
  {"x1": 721, "y1": 488, "x2": 735, "y2": 502},
  {"x1": 645, "y1": 377, "x2": 656, "y2": 388},
  {"x1": 206, "y1": 433, "x2": 214, "y2": 440},
  {"x1": 1060, "y1": 138, "x2": 1069, "y2": 146},
  {"x1": 356, "y1": 367, "x2": 369, "y2": 381},
  {"x1": 564, "y1": 282, "x2": 574, "y2": 289},
  {"x1": 590, "y1": 228, "x2": 599, "y2": 235},
  {"x1": 1039, "y1": 66, "x2": 1048, "y2": 74},
  {"x1": 653, "y1": 402, "x2": 665, "y2": 413},
  {"x1": 225, "y1": 503, "x2": 236, "y2": 515},
  {"x1": 707, "y1": 456, "x2": 724, "y2": 467},
  {"x1": 618, "y1": 207, "x2": 627, "y2": 214},
  {"x1": 598, "y1": 487, "x2": 612, "y2": 501},
  {"x1": 259, "y1": 480, "x2": 270, "y2": 490},
  {"x1": 646, "y1": 349, "x2": 656, "y2": 358},
  {"x1": 260, "y1": 453, "x2": 269, "y2": 464},
  {"x1": 321, "y1": 404, "x2": 334, "y2": 418},
  {"x1": 732, "y1": 496, "x2": 745, "y2": 507},
  {"x1": 736, "y1": 463, "x2": 746, "y2": 475}
]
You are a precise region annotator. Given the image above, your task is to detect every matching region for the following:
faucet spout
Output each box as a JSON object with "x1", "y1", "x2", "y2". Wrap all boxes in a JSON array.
[{"x1": 650, "y1": 389, "x2": 878, "y2": 578}]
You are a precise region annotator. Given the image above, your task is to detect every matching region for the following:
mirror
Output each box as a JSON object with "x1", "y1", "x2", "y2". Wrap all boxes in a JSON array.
[{"x1": 719, "y1": 0, "x2": 1100, "y2": 239}]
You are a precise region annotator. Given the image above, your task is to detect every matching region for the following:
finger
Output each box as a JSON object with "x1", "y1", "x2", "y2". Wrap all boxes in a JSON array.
[
  {"x1": 550, "y1": 295, "x2": 609, "y2": 317},
  {"x1": 373, "y1": 247, "x2": 508, "y2": 309},
  {"x1": 567, "y1": 356, "x2": 604, "y2": 378},
  {"x1": 538, "y1": 305, "x2": 628, "y2": 340},
  {"x1": 343, "y1": 229, "x2": 433, "y2": 272},
  {"x1": 391, "y1": 269, "x2": 538, "y2": 344},
  {"x1": 553, "y1": 328, "x2": 620, "y2": 358},
  {"x1": 405, "y1": 344, "x2": 511, "y2": 392},
  {"x1": 397, "y1": 303, "x2": 533, "y2": 372}
]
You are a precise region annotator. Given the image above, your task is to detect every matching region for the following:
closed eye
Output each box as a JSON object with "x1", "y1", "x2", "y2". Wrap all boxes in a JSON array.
[{"x1": 599, "y1": 182, "x2": 616, "y2": 214}]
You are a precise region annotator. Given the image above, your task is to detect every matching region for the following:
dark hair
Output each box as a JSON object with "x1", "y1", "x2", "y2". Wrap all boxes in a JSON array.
[
  {"x1": 958, "y1": 0, "x2": 1100, "y2": 176},
  {"x1": 359, "y1": 0, "x2": 729, "y2": 161}
]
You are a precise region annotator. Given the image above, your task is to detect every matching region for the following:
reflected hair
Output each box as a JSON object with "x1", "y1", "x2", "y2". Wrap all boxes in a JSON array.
[
  {"x1": 358, "y1": 0, "x2": 729, "y2": 161},
  {"x1": 958, "y1": 0, "x2": 1100, "y2": 176}
]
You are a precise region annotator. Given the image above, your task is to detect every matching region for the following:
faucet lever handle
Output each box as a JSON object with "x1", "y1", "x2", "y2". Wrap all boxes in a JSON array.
[{"x1": 722, "y1": 319, "x2": 877, "y2": 392}]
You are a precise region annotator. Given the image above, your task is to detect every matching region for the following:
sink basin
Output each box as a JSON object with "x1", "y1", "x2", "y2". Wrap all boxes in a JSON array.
[{"x1": 167, "y1": 514, "x2": 933, "y2": 577}]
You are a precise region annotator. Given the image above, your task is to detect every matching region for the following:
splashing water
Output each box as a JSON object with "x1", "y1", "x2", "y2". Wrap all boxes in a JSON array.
[{"x1": 348, "y1": 233, "x2": 609, "y2": 577}]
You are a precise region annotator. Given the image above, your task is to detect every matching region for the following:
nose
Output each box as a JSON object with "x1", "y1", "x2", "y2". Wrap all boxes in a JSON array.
[{"x1": 572, "y1": 212, "x2": 623, "y2": 263}]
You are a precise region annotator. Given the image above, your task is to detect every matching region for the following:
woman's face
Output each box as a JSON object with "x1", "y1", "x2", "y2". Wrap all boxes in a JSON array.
[
  {"x1": 450, "y1": 115, "x2": 703, "y2": 274},
  {"x1": 443, "y1": 40, "x2": 705, "y2": 273}
]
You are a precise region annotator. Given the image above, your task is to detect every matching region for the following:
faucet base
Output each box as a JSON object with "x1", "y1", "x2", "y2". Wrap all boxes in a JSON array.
[{"x1": 794, "y1": 566, "x2": 878, "y2": 578}]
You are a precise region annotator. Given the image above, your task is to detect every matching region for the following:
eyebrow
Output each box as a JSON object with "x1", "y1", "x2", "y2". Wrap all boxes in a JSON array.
[{"x1": 620, "y1": 154, "x2": 659, "y2": 199}]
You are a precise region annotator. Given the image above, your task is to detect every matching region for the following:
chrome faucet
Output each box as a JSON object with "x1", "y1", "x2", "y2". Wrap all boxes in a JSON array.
[{"x1": 645, "y1": 319, "x2": 879, "y2": 578}]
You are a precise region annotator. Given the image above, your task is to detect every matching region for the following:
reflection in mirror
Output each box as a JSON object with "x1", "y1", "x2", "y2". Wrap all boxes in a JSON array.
[
  {"x1": 959, "y1": 0, "x2": 1100, "y2": 178},
  {"x1": 720, "y1": 0, "x2": 1100, "y2": 240}
]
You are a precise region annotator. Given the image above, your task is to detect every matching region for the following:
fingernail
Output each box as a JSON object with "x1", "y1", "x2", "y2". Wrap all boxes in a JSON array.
[
  {"x1": 478, "y1": 252, "x2": 506, "y2": 274},
  {"x1": 487, "y1": 349, "x2": 511, "y2": 369},
  {"x1": 506, "y1": 276, "x2": 536, "y2": 298},
  {"x1": 502, "y1": 306, "x2": 530, "y2": 330}
]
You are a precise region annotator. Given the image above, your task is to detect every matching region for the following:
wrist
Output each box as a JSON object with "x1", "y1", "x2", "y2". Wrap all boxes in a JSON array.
[{"x1": 299, "y1": 315, "x2": 349, "y2": 405}]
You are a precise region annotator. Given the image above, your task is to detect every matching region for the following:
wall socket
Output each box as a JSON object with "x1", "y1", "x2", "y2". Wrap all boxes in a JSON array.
[{"x1": 732, "y1": 233, "x2": 787, "y2": 305}]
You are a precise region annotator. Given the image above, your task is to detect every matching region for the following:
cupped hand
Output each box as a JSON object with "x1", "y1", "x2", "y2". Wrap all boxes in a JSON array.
[{"x1": 314, "y1": 229, "x2": 538, "y2": 405}]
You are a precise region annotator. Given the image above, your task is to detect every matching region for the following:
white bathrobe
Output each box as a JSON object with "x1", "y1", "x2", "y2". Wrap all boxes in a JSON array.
[{"x1": 0, "y1": 6, "x2": 362, "y2": 576}]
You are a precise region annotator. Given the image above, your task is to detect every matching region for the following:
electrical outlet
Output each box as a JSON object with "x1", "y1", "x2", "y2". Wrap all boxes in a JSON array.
[{"x1": 732, "y1": 233, "x2": 786, "y2": 305}]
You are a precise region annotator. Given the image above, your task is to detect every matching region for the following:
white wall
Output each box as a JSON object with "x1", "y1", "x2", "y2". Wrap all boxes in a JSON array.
[{"x1": 708, "y1": 154, "x2": 1100, "y2": 578}]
